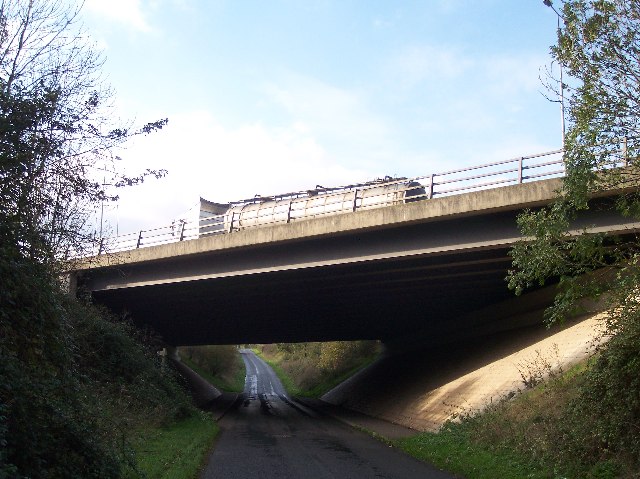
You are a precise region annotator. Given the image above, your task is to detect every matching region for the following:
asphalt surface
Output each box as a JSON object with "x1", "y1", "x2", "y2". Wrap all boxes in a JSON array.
[{"x1": 200, "y1": 349, "x2": 455, "y2": 479}]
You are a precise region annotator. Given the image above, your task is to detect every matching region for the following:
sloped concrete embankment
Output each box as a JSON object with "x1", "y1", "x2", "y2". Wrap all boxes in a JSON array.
[
  {"x1": 322, "y1": 292, "x2": 606, "y2": 432},
  {"x1": 170, "y1": 358, "x2": 222, "y2": 407}
]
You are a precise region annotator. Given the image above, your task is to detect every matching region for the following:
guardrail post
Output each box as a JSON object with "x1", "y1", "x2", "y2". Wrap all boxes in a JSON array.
[
  {"x1": 352, "y1": 189, "x2": 359, "y2": 212},
  {"x1": 179, "y1": 220, "x2": 186, "y2": 241},
  {"x1": 136, "y1": 230, "x2": 143, "y2": 248},
  {"x1": 518, "y1": 157, "x2": 524, "y2": 183},
  {"x1": 287, "y1": 200, "x2": 293, "y2": 223},
  {"x1": 428, "y1": 174, "x2": 435, "y2": 199},
  {"x1": 228, "y1": 212, "x2": 235, "y2": 233}
]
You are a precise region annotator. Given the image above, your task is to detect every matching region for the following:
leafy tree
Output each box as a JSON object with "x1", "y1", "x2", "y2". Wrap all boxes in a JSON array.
[
  {"x1": 507, "y1": 0, "x2": 640, "y2": 467},
  {"x1": 0, "y1": 1, "x2": 187, "y2": 477},
  {"x1": 0, "y1": 0, "x2": 167, "y2": 264},
  {"x1": 508, "y1": 0, "x2": 640, "y2": 326}
]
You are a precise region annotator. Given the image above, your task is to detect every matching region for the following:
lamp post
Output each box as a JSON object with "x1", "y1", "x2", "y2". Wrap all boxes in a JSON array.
[
  {"x1": 97, "y1": 157, "x2": 121, "y2": 246},
  {"x1": 544, "y1": 0, "x2": 566, "y2": 148}
]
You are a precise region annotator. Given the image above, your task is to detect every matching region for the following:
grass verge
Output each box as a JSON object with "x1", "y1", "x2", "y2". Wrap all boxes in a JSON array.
[
  {"x1": 395, "y1": 425, "x2": 549, "y2": 479},
  {"x1": 124, "y1": 413, "x2": 219, "y2": 479},
  {"x1": 394, "y1": 359, "x2": 636, "y2": 478},
  {"x1": 254, "y1": 346, "x2": 380, "y2": 398},
  {"x1": 298, "y1": 356, "x2": 379, "y2": 398},
  {"x1": 181, "y1": 356, "x2": 245, "y2": 393}
]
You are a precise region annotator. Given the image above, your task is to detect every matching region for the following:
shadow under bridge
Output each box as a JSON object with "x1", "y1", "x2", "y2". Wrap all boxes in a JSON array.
[{"x1": 80, "y1": 179, "x2": 640, "y2": 346}]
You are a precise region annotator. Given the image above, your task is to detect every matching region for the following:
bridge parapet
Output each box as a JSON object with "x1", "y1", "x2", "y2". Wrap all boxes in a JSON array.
[
  {"x1": 76, "y1": 170, "x2": 640, "y2": 346},
  {"x1": 87, "y1": 149, "x2": 565, "y2": 256},
  {"x1": 79, "y1": 176, "x2": 568, "y2": 271}
]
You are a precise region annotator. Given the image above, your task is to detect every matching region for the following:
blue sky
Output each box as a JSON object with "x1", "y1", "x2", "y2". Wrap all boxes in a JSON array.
[{"x1": 81, "y1": 0, "x2": 564, "y2": 234}]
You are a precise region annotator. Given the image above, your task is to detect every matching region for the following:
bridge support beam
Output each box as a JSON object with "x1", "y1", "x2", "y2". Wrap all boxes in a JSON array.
[
  {"x1": 163, "y1": 346, "x2": 224, "y2": 407},
  {"x1": 64, "y1": 271, "x2": 78, "y2": 298},
  {"x1": 165, "y1": 346, "x2": 180, "y2": 362}
]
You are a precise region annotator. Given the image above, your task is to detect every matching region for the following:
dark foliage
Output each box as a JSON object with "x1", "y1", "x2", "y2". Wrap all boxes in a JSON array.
[
  {"x1": 507, "y1": 0, "x2": 640, "y2": 474},
  {"x1": 0, "y1": 239, "x2": 193, "y2": 478},
  {"x1": 0, "y1": 2, "x2": 189, "y2": 477}
]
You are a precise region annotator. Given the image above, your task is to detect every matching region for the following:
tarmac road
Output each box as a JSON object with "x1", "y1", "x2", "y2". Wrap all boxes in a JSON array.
[{"x1": 200, "y1": 349, "x2": 455, "y2": 479}]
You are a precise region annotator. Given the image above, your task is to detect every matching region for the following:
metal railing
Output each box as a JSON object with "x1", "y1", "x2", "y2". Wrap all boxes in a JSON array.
[{"x1": 89, "y1": 148, "x2": 566, "y2": 255}]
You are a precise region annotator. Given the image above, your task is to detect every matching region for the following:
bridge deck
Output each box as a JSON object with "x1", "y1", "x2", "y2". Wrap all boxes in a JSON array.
[{"x1": 77, "y1": 177, "x2": 640, "y2": 346}]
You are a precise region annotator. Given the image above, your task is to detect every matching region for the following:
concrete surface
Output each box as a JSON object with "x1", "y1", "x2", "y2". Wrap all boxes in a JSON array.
[
  {"x1": 79, "y1": 178, "x2": 566, "y2": 270},
  {"x1": 322, "y1": 312, "x2": 606, "y2": 432},
  {"x1": 170, "y1": 358, "x2": 222, "y2": 407}
]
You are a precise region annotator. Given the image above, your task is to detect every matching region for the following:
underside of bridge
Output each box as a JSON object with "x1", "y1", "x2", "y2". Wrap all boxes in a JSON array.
[
  {"x1": 83, "y1": 189, "x2": 638, "y2": 347},
  {"x1": 89, "y1": 244, "x2": 534, "y2": 346}
]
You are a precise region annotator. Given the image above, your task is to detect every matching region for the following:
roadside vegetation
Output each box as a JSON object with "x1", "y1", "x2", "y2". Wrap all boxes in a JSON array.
[
  {"x1": 256, "y1": 341, "x2": 381, "y2": 397},
  {"x1": 0, "y1": 1, "x2": 216, "y2": 477},
  {"x1": 179, "y1": 345, "x2": 246, "y2": 392},
  {"x1": 399, "y1": 344, "x2": 639, "y2": 478},
  {"x1": 1, "y1": 247, "x2": 218, "y2": 478},
  {"x1": 124, "y1": 414, "x2": 218, "y2": 479},
  {"x1": 398, "y1": 2, "x2": 640, "y2": 477}
]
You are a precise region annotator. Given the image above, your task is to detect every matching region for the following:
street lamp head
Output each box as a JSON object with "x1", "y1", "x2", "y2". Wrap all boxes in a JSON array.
[{"x1": 543, "y1": 0, "x2": 553, "y2": 6}]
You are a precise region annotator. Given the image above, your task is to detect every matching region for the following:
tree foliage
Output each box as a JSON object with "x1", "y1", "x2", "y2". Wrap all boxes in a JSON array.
[
  {"x1": 507, "y1": 0, "x2": 640, "y2": 469},
  {"x1": 508, "y1": 0, "x2": 640, "y2": 325},
  {"x1": 0, "y1": 0, "x2": 167, "y2": 264},
  {"x1": 1, "y1": 240, "x2": 194, "y2": 479},
  {"x1": 270, "y1": 341, "x2": 380, "y2": 395},
  {"x1": 0, "y1": 1, "x2": 190, "y2": 477}
]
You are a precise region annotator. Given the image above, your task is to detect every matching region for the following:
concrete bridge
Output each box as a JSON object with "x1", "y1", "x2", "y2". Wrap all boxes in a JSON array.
[{"x1": 75, "y1": 175, "x2": 640, "y2": 348}]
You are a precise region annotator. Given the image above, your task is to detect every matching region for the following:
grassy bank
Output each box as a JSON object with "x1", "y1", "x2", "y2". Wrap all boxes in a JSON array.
[
  {"x1": 396, "y1": 357, "x2": 637, "y2": 478},
  {"x1": 179, "y1": 346, "x2": 245, "y2": 393},
  {"x1": 255, "y1": 341, "x2": 381, "y2": 398},
  {"x1": 298, "y1": 358, "x2": 379, "y2": 398},
  {"x1": 397, "y1": 421, "x2": 550, "y2": 479},
  {"x1": 181, "y1": 355, "x2": 245, "y2": 393},
  {"x1": 125, "y1": 414, "x2": 218, "y2": 479},
  {"x1": 254, "y1": 350, "x2": 301, "y2": 395}
]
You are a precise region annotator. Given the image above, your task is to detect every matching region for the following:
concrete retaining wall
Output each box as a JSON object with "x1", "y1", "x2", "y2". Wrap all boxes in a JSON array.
[{"x1": 322, "y1": 313, "x2": 606, "y2": 432}]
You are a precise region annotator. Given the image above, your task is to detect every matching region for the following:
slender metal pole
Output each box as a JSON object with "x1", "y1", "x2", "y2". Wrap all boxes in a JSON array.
[
  {"x1": 99, "y1": 172, "x2": 105, "y2": 240},
  {"x1": 518, "y1": 157, "x2": 524, "y2": 183},
  {"x1": 544, "y1": 1, "x2": 566, "y2": 148},
  {"x1": 557, "y1": 14, "x2": 566, "y2": 148},
  {"x1": 287, "y1": 200, "x2": 293, "y2": 223},
  {"x1": 179, "y1": 221, "x2": 186, "y2": 241}
]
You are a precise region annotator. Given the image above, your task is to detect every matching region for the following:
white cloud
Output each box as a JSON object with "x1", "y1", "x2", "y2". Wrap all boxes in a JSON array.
[
  {"x1": 97, "y1": 73, "x2": 444, "y2": 234},
  {"x1": 484, "y1": 53, "x2": 549, "y2": 97},
  {"x1": 387, "y1": 45, "x2": 473, "y2": 89},
  {"x1": 264, "y1": 73, "x2": 398, "y2": 169},
  {"x1": 84, "y1": 0, "x2": 152, "y2": 32},
  {"x1": 101, "y1": 110, "x2": 373, "y2": 234},
  {"x1": 95, "y1": 61, "x2": 557, "y2": 236},
  {"x1": 98, "y1": 101, "x2": 558, "y2": 236},
  {"x1": 384, "y1": 44, "x2": 546, "y2": 100}
]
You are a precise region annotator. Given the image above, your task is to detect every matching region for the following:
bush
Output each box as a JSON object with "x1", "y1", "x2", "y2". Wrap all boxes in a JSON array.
[
  {"x1": 179, "y1": 345, "x2": 245, "y2": 392},
  {"x1": 414, "y1": 325, "x2": 640, "y2": 478},
  {"x1": 0, "y1": 242, "x2": 194, "y2": 478},
  {"x1": 560, "y1": 312, "x2": 640, "y2": 475},
  {"x1": 0, "y1": 244, "x2": 120, "y2": 478},
  {"x1": 181, "y1": 345, "x2": 239, "y2": 377}
]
